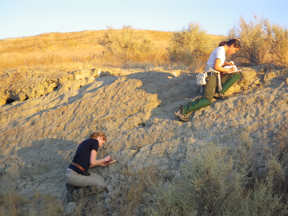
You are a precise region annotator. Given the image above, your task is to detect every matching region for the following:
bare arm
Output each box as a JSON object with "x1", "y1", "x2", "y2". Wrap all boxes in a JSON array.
[
  {"x1": 89, "y1": 149, "x2": 112, "y2": 167},
  {"x1": 214, "y1": 59, "x2": 236, "y2": 73}
]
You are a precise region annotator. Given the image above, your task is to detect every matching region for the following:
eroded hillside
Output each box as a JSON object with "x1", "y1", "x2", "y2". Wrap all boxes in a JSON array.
[{"x1": 0, "y1": 65, "x2": 288, "y2": 213}]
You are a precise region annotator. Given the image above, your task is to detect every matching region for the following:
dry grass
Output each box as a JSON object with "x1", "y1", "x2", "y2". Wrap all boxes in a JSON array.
[
  {"x1": 1, "y1": 17, "x2": 287, "y2": 75},
  {"x1": 0, "y1": 29, "x2": 172, "y2": 73},
  {"x1": 0, "y1": 191, "x2": 64, "y2": 216},
  {"x1": 0, "y1": 27, "x2": 225, "y2": 74}
]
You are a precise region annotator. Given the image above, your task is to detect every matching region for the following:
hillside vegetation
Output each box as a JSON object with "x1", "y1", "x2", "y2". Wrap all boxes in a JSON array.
[
  {"x1": 0, "y1": 26, "x2": 223, "y2": 74},
  {"x1": 1, "y1": 16, "x2": 288, "y2": 76}
]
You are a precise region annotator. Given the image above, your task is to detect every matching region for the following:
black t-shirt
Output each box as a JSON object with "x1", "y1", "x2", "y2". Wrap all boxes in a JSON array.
[{"x1": 69, "y1": 138, "x2": 99, "y2": 174}]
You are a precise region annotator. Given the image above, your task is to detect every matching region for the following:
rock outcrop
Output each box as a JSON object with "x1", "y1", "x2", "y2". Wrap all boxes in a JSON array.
[{"x1": 0, "y1": 65, "x2": 288, "y2": 209}]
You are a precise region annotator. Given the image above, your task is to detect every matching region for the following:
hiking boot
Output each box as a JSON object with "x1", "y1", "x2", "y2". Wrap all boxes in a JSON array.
[
  {"x1": 66, "y1": 183, "x2": 83, "y2": 202},
  {"x1": 214, "y1": 93, "x2": 230, "y2": 100},
  {"x1": 174, "y1": 109, "x2": 189, "y2": 122}
]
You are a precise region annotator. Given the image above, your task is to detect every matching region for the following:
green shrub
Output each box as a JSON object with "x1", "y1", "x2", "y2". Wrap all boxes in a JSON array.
[
  {"x1": 229, "y1": 16, "x2": 271, "y2": 64},
  {"x1": 229, "y1": 16, "x2": 288, "y2": 65},
  {"x1": 147, "y1": 143, "x2": 245, "y2": 215},
  {"x1": 147, "y1": 140, "x2": 288, "y2": 216},
  {"x1": 269, "y1": 24, "x2": 288, "y2": 64},
  {"x1": 167, "y1": 23, "x2": 213, "y2": 71}
]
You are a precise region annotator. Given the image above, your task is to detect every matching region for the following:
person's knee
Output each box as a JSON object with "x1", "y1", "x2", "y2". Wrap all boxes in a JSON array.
[{"x1": 203, "y1": 92, "x2": 214, "y2": 102}]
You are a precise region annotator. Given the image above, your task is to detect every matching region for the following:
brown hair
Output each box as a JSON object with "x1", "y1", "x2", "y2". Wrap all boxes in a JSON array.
[
  {"x1": 219, "y1": 39, "x2": 241, "y2": 48},
  {"x1": 90, "y1": 132, "x2": 106, "y2": 140}
]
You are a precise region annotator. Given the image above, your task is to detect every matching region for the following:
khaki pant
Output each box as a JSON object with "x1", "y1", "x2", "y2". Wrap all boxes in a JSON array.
[{"x1": 65, "y1": 168, "x2": 107, "y2": 187}]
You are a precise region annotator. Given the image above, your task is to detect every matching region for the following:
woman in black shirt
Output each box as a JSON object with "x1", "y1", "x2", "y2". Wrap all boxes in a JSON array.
[{"x1": 65, "y1": 132, "x2": 112, "y2": 187}]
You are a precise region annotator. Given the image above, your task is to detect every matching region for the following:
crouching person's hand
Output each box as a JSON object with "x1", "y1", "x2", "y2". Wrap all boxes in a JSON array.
[{"x1": 100, "y1": 155, "x2": 112, "y2": 166}]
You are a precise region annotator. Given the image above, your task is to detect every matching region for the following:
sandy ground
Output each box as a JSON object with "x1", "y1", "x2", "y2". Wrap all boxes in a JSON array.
[{"x1": 0, "y1": 65, "x2": 287, "y2": 201}]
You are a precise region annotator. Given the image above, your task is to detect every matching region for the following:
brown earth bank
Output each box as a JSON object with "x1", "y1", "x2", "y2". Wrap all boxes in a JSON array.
[{"x1": 0, "y1": 64, "x2": 288, "y2": 214}]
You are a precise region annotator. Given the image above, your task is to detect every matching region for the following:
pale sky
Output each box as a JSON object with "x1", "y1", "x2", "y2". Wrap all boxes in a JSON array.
[{"x1": 0, "y1": 0, "x2": 287, "y2": 40}]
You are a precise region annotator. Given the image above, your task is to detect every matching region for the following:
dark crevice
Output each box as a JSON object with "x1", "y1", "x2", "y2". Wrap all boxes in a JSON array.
[
  {"x1": 6, "y1": 98, "x2": 15, "y2": 104},
  {"x1": 138, "y1": 123, "x2": 146, "y2": 127},
  {"x1": 53, "y1": 85, "x2": 60, "y2": 91}
]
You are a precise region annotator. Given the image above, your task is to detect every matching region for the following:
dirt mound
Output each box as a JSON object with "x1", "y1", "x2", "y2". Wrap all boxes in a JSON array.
[{"x1": 0, "y1": 65, "x2": 287, "y2": 203}]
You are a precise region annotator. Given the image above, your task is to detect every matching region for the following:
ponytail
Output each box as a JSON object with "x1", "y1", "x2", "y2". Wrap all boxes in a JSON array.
[{"x1": 219, "y1": 41, "x2": 227, "y2": 47}]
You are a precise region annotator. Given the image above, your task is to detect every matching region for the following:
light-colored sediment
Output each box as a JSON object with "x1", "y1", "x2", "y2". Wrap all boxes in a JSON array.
[{"x1": 0, "y1": 65, "x2": 287, "y2": 203}]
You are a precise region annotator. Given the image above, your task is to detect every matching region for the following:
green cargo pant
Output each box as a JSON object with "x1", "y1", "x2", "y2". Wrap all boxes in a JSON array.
[
  {"x1": 203, "y1": 73, "x2": 242, "y2": 102},
  {"x1": 181, "y1": 73, "x2": 241, "y2": 116}
]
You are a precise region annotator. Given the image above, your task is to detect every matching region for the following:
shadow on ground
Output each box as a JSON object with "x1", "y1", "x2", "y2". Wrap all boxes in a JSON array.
[{"x1": 127, "y1": 71, "x2": 200, "y2": 120}]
